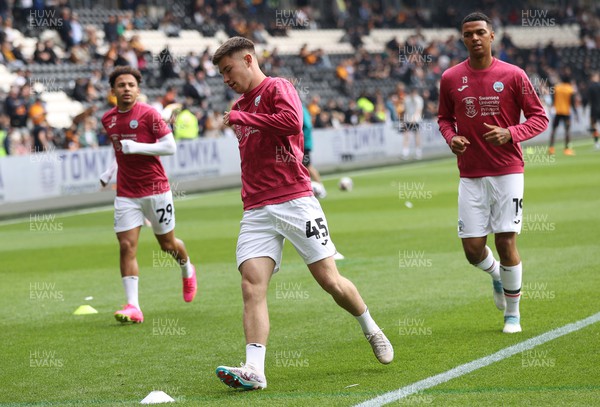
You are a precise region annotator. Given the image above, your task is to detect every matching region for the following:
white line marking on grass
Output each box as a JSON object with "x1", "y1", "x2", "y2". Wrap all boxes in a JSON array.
[{"x1": 356, "y1": 312, "x2": 600, "y2": 407}]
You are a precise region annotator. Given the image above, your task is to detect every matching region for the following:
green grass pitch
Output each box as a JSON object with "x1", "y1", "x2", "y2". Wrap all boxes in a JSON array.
[{"x1": 1, "y1": 140, "x2": 599, "y2": 406}]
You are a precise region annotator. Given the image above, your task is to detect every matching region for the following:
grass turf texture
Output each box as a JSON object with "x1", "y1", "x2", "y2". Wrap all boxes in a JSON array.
[{"x1": 1, "y1": 140, "x2": 599, "y2": 406}]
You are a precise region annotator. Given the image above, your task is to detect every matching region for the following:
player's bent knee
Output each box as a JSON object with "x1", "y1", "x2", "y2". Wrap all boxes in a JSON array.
[
  {"x1": 118, "y1": 239, "x2": 137, "y2": 257},
  {"x1": 464, "y1": 248, "x2": 485, "y2": 265}
]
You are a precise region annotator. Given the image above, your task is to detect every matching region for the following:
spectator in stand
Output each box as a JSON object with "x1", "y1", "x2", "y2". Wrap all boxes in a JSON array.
[
  {"x1": 183, "y1": 50, "x2": 201, "y2": 72},
  {"x1": 307, "y1": 94, "x2": 321, "y2": 123},
  {"x1": 8, "y1": 128, "x2": 32, "y2": 155},
  {"x1": 344, "y1": 100, "x2": 361, "y2": 125},
  {"x1": 369, "y1": 54, "x2": 390, "y2": 79},
  {"x1": 5, "y1": 85, "x2": 28, "y2": 130},
  {"x1": 28, "y1": 97, "x2": 46, "y2": 128},
  {"x1": 31, "y1": 120, "x2": 55, "y2": 153},
  {"x1": 57, "y1": 7, "x2": 74, "y2": 50},
  {"x1": 262, "y1": 47, "x2": 283, "y2": 75},
  {"x1": 27, "y1": 97, "x2": 55, "y2": 152},
  {"x1": 314, "y1": 110, "x2": 333, "y2": 128},
  {"x1": 299, "y1": 43, "x2": 314, "y2": 64},
  {"x1": 335, "y1": 58, "x2": 354, "y2": 94},
  {"x1": 20, "y1": 82, "x2": 35, "y2": 108},
  {"x1": 32, "y1": 39, "x2": 59, "y2": 64},
  {"x1": 120, "y1": 10, "x2": 134, "y2": 31},
  {"x1": 1, "y1": 16, "x2": 19, "y2": 43},
  {"x1": 72, "y1": 78, "x2": 89, "y2": 103},
  {"x1": 173, "y1": 105, "x2": 199, "y2": 140},
  {"x1": 133, "y1": 7, "x2": 148, "y2": 29},
  {"x1": 104, "y1": 15, "x2": 121, "y2": 45},
  {"x1": 357, "y1": 91, "x2": 375, "y2": 122},
  {"x1": 313, "y1": 48, "x2": 333, "y2": 69},
  {"x1": 117, "y1": 36, "x2": 138, "y2": 68},
  {"x1": 84, "y1": 26, "x2": 103, "y2": 60},
  {"x1": 158, "y1": 47, "x2": 180, "y2": 80},
  {"x1": 1, "y1": 38, "x2": 27, "y2": 67},
  {"x1": 204, "y1": 109, "x2": 226, "y2": 138},
  {"x1": 182, "y1": 70, "x2": 211, "y2": 104},
  {"x1": 248, "y1": 21, "x2": 268, "y2": 44},
  {"x1": 80, "y1": 116, "x2": 99, "y2": 148},
  {"x1": 159, "y1": 11, "x2": 181, "y2": 37},
  {"x1": 68, "y1": 43, "x2": 90, "y2": 64},
  {"x1": 392, "y1": 82, "x2": 406, "y2": 125},
  {"x1": 201, "y1": 51, "x2": 218, "y2": 77},
  {"x1": 70, "y1": 12, "x2": 83, "y2": 45},
  {"x1": 157, "y1": 86, "x2": 178, "y2": 112}
]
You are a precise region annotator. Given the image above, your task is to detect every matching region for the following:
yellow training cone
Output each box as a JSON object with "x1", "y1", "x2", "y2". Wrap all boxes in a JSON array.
[{"x1": 73, "y1": 305, "x2": 98, "y2": 315}]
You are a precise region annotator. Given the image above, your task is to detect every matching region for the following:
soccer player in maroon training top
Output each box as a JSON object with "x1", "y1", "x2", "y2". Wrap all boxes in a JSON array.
[
  {"x1": 100, "y1": 66, "x2": 198, "y2": 323},
  {"x1": 212, "y1": 37, "x2": 393, "y2": 391},
  {"x1": 438, "y1": 12, "x2": 548, "y2": 333}
]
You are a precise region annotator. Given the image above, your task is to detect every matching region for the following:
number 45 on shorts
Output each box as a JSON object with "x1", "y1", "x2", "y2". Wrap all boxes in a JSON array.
[{"x1": 305, "y1": 218, "x2": 329, "y2": 241}]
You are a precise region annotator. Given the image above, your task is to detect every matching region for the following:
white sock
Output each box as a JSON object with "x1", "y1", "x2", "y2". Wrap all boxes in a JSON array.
[
  {"x1": 122, "y1": 276, "x2": 140, "y2": 309},
  {"x1": 180, "y1": 257, "x2": 194, "y2": 278},
  {"x1": 475, "y1": 246, "x2": 501, "y2": 281},
  {"x1": 245, "y1": 343, "x2": 266, "y2": 374},
  {"x1": 355, "y1": 307, "x2": 381, "y2": 335},
  {"x1": 500, "y1": 263, "x2": 522, "y2": 317}
]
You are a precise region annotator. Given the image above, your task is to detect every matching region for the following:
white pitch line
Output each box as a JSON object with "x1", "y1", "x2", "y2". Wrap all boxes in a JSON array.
[{"x1": 356, "y1": 312, "x2": 600, "y2": 407}]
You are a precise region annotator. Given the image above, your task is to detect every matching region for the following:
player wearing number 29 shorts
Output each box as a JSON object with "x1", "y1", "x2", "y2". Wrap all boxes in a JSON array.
[
  {"x1": 212, "y1": 37, "x2": 393, "y2": 392},
  {"x1": 99, "y1": 66, "x2": 198, "y2": 325},
  {"x1": 438, "y1": 12, "x2": 548, "y2": 334}
]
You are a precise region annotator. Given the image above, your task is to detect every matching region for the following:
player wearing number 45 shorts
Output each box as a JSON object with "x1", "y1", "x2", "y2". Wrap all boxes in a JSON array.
[
  {"x1": 212, "y1": 37, "x2": 393, "y2": 391},
  {"x1": 99, "y1": 66, "x2": 198, "y2": 324},
  {"x1": 438, "y1": 12, "x2": 548, "y2": 334}
]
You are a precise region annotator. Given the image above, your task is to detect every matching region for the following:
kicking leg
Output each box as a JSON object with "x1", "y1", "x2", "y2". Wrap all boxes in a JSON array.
[{"x1": 309, "y1": 256, "x2": 393, "y2": 364}]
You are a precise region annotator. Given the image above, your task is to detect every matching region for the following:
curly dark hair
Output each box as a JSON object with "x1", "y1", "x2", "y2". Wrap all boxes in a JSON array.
[{"x1": 109, "y1": 66, "x2": 142, "y2": 88}]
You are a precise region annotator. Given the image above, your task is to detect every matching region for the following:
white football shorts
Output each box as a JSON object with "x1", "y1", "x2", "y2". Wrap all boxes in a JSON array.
[
  {"x1": 236, "y1": 196, "x2": 337, "y2": 273},
  {"x1": 458, "y1": 173, "x2": 524, "y2": 238},
  {"x1": 114, "y1": 191, "x2": 175, "y2": 235}
]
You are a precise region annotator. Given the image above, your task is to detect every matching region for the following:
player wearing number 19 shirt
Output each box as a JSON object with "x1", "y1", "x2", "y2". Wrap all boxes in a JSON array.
[
  {"x1": 100, "y1": 66, "x2": 197, "y2": 324},
  {"x1": 438, "y1": 12, "x2": 548, "y2": 334},
  {"x1": 211, "y1": 37, "x2": 393, "y2": 391}
]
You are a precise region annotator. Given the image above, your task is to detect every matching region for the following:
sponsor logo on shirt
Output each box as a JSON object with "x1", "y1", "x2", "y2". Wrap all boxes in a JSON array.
[
  {"x1": 233, "y1": 126, "x2": 259, "y2": 142},
  {"x1": 458, "y1": 85, "x2": 469, "y2": 92},
  {"x1": 462, "y1": 97, "x2": 477, "y2": 118}
]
